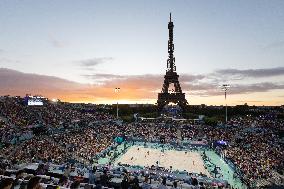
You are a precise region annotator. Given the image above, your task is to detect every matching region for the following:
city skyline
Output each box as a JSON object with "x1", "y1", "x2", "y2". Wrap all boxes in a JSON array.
[{"x1": 0, "y1": 0, "x2": 284, "y2": 105}]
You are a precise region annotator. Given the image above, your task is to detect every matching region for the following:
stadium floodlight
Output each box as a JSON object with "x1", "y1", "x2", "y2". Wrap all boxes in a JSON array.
[
  {"x1": 114, "y1": 88, "x2": 120, "y2": 119},
  {"x1": 52, "y1": 98, "x2": 58, "y2": 102},
  {"x1": 220, "y1": 84, "x2": 230, "y2": 123}
]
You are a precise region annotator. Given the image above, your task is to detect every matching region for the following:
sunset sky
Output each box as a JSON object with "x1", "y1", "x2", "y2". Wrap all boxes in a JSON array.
[{"x1": 0, "y1": 0, "x2": 284, "y2": 105}]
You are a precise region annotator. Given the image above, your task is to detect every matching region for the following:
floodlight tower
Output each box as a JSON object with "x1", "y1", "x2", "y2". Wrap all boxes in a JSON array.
[
  {"x1": 221, "y1": 84, "x2": 230, "y2": 123},
  {"x1": 114, "y1": 88, "x2": 120, "y2": 119}
]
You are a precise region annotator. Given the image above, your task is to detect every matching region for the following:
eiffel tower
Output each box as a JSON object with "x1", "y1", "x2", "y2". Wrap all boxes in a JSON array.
[{"x1": 157, "y1": 13, "x2": 188, "y2": 111}]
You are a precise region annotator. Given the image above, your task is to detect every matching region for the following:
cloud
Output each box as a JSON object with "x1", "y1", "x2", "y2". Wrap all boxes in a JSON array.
[
  {"x1": 190, "y1": 82, "x2": 284, "y2": 96},
  {"x1": 0, "y1": 68, "x2": 283, "y2": 104},
  {"x1": 81, "y1": 73, "x2": 284, "y2": 100},
  {"x1": 231, "y1": 82, "x2": 284, "y2": 94},
  {"x1": 82, "y1": 70, "x2": 284, "y2": 97},
  {"x1": 214, "y1": 67, "x2": 284, "y2": 78},
  {"x1": 83, "y1": 73, "x2": 123, "y2": 80},
  {"x1": 83, "y1": 74, "x2": 162, "y2": 92},
  {"x1": 179, "y1": 74, "x2": 206, "y2": 83},
  {"x1": 0, "y1": 68, "x2": 83, "y2": 91},
  {"x1": 78, "y1": 57, "x2": 113, "y2": 68},
  {"x1": 82, "y1": 73, "x2": 206, "y2": 91},
  {"x1": 184, "y1": 82, "x2": 284, "y2": 97},
  {"x1": 0, "y1": 68, "x2": 158, "y2": 102},
  {"x1": 0, "y1": 49, "x2": 4, "y2": 53},
  {"x1": 0, "y1": 68, "x2": 86, "y2": 99}
]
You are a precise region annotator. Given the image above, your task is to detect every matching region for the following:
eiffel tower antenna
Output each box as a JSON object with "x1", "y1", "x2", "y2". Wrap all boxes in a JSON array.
[{"x1": 167, "y1": 12, "x2": 175, "y2": 72}]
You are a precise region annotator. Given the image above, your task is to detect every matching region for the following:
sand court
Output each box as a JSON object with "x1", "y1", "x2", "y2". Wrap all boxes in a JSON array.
[{"x1": 115, "y1": 146, "x2": 210, "y2": 177}]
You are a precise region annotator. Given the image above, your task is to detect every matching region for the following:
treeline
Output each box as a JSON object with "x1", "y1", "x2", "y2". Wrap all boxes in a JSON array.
[{"x1": 109, "y1": 104, "x2": 284, "y2": 123}]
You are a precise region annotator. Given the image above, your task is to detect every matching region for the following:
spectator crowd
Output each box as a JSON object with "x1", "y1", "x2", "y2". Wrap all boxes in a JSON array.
[{"x1": 0, "y1": 96, "x2": 283, "y2": 188}]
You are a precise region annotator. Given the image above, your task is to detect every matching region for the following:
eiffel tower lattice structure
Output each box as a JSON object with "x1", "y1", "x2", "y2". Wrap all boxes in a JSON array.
[{"x1": 157, "y1": 13, "x2": 188, "y2": 111}]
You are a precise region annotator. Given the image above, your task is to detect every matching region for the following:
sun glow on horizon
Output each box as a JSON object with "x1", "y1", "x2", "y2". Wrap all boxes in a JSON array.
[{"x1": 60, "y1": 94, "x2": 283, "y2": 106}]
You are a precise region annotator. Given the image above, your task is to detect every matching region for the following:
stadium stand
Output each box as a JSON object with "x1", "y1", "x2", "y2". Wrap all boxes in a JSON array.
[{"x1": 0, "y1": 96, "x2": 283, "y2": 189}]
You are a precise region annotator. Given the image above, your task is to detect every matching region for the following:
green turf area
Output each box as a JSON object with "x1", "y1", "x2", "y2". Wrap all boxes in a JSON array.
[{"x1": 205, "y1": 150, "x2": 247, "y2": 189}]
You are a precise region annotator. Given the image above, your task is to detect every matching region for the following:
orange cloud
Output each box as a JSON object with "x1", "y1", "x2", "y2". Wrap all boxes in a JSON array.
[{"x1": 0, "y1": 68, "x2": 284, "y2": 105}]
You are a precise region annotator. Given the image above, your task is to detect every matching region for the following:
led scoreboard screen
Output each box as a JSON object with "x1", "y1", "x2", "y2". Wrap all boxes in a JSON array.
[
  {"x1": 28, "y1": 99, "x2": 43, "y2": 106},
  {"x1": 25, "y1": 96, "x2": 44, "y2": 106}
]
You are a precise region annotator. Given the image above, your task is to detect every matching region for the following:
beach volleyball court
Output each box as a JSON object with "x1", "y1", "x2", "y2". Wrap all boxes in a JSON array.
[{"x1": 115, "y1": 146, "x2": 210, "y2": 177}]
